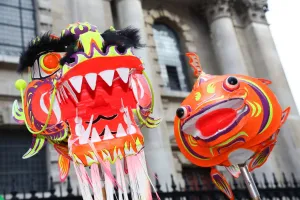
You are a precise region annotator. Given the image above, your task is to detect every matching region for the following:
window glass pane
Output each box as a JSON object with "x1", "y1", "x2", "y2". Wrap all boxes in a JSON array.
[
  {"x1": 22, "y1": 9, "x2": 35, "y2": 28},
  {"x1": 153, "y1": 24, "x2": 188, "y2": 91},
  {"x1": 166, "y1": 66, "x2": 181, "y2": 90},
  {"x1": 0, "y1": 0, "x2": 19, "y2": 7},
  {"x1": 21, "y1": 0, "x2": 34, "y2": 9},
  {"x1": 23, "y1": 28, "x2": 35, "y2": 45},
  {"x1": 0, "y1": 128, "x2": 48, "y2": 192},
  {"x1": 0, "y1": 5, "x2": 20, "y2": 26},
  {"x1": 0, "y1": 25, "x2": 22, "y2": 46},
  {"x1": 0, "y1": 2, "x2": 36, "y2": 56},
  {"x1": 0, "y1": 45, "x2": 21, "y2": 55}
]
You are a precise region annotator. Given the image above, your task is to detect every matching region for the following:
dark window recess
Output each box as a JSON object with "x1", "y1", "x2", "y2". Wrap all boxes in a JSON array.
[
  {"x1": 166, "y1": 65, "x2": 181, "y2": 91},
  {"x1": 0, "y1": 126, "x2": 48, "y2": 192},
  {"x1": 0, "y1": 0, "x2": 36, "y2": 56}
]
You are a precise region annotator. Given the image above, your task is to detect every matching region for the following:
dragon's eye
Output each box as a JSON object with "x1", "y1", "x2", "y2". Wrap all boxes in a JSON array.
[
  {"x1": 176, "y1": 106, "x2": 189, "y2": 119},
  {"x1": 223, "y1": 76, "x2": 240, "y2": 91},
  {"x1": 40, "y1": 53, "x2": 61, "y2": 73},
  {"x1": 31, "y1": 52, "x2": 65, "y2": 79}
]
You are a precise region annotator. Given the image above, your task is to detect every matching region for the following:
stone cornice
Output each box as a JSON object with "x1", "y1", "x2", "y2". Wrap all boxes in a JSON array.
[
  {"x1": 205, "y1": 0, "x2": 235, "y2": 24},
  {"x1": 242, "y1": 0, "x2": 269, "y2": 24}
]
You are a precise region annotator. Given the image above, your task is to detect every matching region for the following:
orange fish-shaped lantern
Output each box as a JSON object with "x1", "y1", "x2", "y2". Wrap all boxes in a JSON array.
[{"x1": 174, "y1": 52, "x2": 290, "y2": 199}]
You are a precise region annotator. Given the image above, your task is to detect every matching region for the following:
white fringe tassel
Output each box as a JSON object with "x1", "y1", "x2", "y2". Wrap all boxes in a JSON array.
[
  {"x1": 104, "y1": 161, "x2": 114, "y2": 200},
  {"x1": 116, "y1": 159, "x2": 129, "y2": 200},
  {"x1": 126, "y1": 151, "x2": 152, "y2": 200},
  {"x1": 91, "y1": 163, "x2": 104, "y2": 200},
  {"x1": 73, "y1": 162, "x2": 93, "y2": 200}
]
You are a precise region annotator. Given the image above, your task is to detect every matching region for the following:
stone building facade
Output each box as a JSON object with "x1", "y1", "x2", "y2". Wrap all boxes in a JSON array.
[{"x1": 0, "y1": 0, "x2": 299, "y2": 193}]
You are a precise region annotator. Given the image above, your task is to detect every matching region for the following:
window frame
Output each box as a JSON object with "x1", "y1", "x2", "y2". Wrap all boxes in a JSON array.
[
  {"x1": 152, "y1": 22, "x2": 192, "y2": 92},
  {"x1": 0, "y1": 0, "x2": 37, "y2": 56}
]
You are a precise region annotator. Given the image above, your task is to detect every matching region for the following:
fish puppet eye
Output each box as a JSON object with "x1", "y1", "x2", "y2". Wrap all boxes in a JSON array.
[
  {"x1": 223, "y1": 76, "x2": 240, "y2": 91},
  {"x1": 176, "y1": 106, "x2": 190, "y2": 119}
]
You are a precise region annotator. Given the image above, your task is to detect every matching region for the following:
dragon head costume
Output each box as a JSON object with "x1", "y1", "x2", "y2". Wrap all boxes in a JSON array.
[
  {"x1": 174, "y1": 52, "x2": 290, "y2": 199},
  {"x1": 13, "y1": 22, "x2": 160, "y2": 200}
]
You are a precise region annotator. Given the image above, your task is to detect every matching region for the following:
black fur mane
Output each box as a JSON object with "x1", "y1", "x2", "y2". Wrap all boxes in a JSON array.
[
  {"x1": 18, "y1": 26, "x2": 144, "y2": 72},
  {"x1": 101, "y1": 26, "x2": 145, "y2": 53},
  {"x1": 18, "y1": 32, "x2": 76, "y2": 72}
]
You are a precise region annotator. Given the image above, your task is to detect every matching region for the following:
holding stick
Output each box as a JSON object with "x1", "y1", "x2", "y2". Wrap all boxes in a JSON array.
[{"x1": 239, "y1": 164, "x2": 261, "y2": 200}]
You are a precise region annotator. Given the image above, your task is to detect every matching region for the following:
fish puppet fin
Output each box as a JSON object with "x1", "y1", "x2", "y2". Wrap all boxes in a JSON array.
[
  {"x1": 226, "y1": 165, "x2": 241, "y2": 178},
  {"x1": 257, "y1": 78, "x2": 272, "y2": 85},
  {"x1": 186, "y1": 52, "x2": 203, "y2": 77},
  {"x1": 58, "y1": 154, "x2": 70, "y2": 182},
  {"x1": 281, "y1": 107, "x2": 290, "y2": 125},
  {"x1": 248, "y1": 143, "x2": 275, "y2": 172},
  {"x1": 211, "y1": 167, "x2": 234, "y2": 200}
]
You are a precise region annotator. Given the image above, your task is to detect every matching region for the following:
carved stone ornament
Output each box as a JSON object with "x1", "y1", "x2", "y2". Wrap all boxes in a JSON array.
[
  {"x1": 205, "y1": 0, "x2": 234, "y2": 24},
  {"x1": 242, "y1": 0, "x2": 269, "y2": 24}
]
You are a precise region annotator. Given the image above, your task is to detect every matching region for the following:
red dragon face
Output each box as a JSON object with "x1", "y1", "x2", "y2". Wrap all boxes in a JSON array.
[{"x1": 13, "y1": 23, "x2": 160, "y2": 198}]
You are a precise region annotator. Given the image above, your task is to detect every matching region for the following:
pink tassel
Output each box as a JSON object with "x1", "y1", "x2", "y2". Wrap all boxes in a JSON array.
[
  {"x1": 73, "y1": 162, "x2": 93, "y2": 200},
  {"x1": 104, "y1": 161, "x2": 114, "y2": 200},
  {"x1": 91, "y1": 164, "x2": 104, "y2": 200},
  {"x1": 137, "y1": 151, "x2": 160, "y2": 200},
  {"x1": 116, "y1": 159, "x2": 129, "y2": 200},
  {"x1": 79, "y1": 164, "x2": 92, "y2": 187}
]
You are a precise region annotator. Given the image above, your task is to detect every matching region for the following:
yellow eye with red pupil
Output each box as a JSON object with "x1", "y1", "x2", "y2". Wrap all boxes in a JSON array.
[{"x1": 40, "y1": 53, "x2": 61, "y2": 73}]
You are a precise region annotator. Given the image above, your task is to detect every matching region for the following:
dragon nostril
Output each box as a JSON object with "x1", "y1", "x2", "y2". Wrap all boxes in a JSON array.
[{"x1": 176, "y1": 107, "x2": 188, "y2": 119}]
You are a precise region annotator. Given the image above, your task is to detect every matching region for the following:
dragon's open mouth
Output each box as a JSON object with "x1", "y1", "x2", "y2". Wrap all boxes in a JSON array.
[
  {"x1": 50, "y1": 56, "x2": 146, "y2": 164},
  {"x1": 181, "y1": 98, "x2": 249, "y2": 142}
]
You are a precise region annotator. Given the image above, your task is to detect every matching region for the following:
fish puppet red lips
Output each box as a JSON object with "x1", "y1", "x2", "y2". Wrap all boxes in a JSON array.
[
  {"x1": 174, "y1": 52, "x2": 290, "y2": 200},
  {"x1": 13, "y1": 22, "x2": 160, "y2": 200}
]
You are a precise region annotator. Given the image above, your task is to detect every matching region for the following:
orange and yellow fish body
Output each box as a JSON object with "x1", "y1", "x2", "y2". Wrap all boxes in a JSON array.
[{"x1": 174, "y1": 52, "x2": 290, "y2": 199}]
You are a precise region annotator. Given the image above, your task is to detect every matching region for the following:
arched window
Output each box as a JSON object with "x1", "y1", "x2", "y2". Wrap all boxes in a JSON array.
[{"x1": 153, "y1": 23, "x2": 188, "y2": 91}]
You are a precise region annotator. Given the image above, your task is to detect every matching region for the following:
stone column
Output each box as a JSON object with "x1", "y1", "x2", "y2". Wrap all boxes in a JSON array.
[
  {"x1": 242, "y1": 0, "x2": 300, "y2": 180},
  {"x1": 206, "y1": 0, "x2": 248, "y2": 74},
  {"x1": 70, "y1": 0, "x2": 106, "y2": 31},
  {"x1": 115, "y1": 0, "x2": 177, "y2": 190}
]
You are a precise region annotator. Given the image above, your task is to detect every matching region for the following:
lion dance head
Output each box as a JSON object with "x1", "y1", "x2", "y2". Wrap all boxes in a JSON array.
[{"x1": 12, "y1": 22, "x2": 160, "y2": 200}]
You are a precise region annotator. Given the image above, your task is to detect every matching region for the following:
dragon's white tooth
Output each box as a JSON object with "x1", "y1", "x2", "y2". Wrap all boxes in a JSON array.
[
  {"x1": 73, "y1": 154, "x2": 83, "y2": 164},
  {"x1": 103, "y1": 125, "x2": 114, "y2": 140},
  {"x1": 69, "y1": 75, "x2": 83, "y2": 93},
  {"x1": 40, "y1": 92, "x2": 49, "y2": 114},
  {"x1": 56, "y1": 91, "x2": 62, "y2": 103},
  {"x1": 116, "y1": 123, "x2": 127, "y2": 138},
  {"x1": 89, "y1": 152, "x2": 98, "y2": 162},
  {"x1": 129, "y1": 144, "x2": 135, "y2": 154},
  {"x1": 60, "y1": 88, "x2": 67, "y2": 101},
  {"x1": 99, "y1": 70, "x2": 114, "y2": 86},
  {"x1": 102, "y1": 150, "x2": 111, "y2": 161},
  {"x1": 137, "y1": 78, "x2": 144, "y2": 99},
  {"x1": 116, "y1": 68, "x2": 129, "y2": 83},
  {"x1": 124, "y1": 143, "x2": 130, "y2": 156},
  {"x1": 85, "y1": 155, "x2": 97, "y2": 165},
  {"x1": 91, "y1": 127, "x2": 101, "y2": 142},
  {"x1": 131, "y1": 79, "x2": 138, "y2": 101},
  {"x1": 63, "y1": 82, "x2": 78, "y2": 103},
  {"x1": 85, "y1": 73, "x2": 97, "y2": 90},
  {"x1": 52, "y1": 96, "x2": 61, "y2": 123},
  {"x1": 75, "y1": 123, "x2": 83, "y2": 136},
  {"x1": 128, "y1": 125, "x2": 136, "y2": 135},
  {"x1": 79, "y1": 115, "x2": 93, "y2": 144},
  {"x1": 117, "y1": 148, "x2": 123, "y2": 159}
]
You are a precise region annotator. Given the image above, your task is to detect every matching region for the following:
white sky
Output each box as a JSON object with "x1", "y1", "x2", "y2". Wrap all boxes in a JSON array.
[{"x1": 266, "y1": 0, "x2": 300, "y2": 112}]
